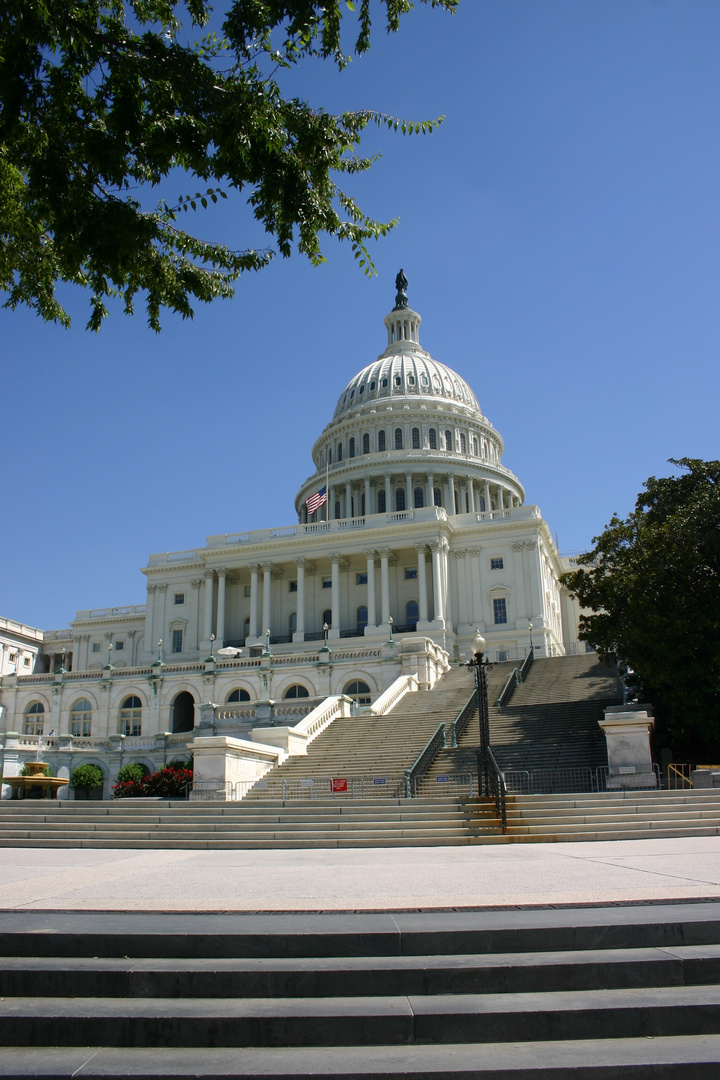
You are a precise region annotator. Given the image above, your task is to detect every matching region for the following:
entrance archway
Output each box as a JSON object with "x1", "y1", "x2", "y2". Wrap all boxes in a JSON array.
[{"x1": 172, "y1": 691, "x2": 195, "y2": 733}]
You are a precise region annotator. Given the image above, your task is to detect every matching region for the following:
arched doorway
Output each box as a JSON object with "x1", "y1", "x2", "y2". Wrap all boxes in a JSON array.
[{"x1": 172, "y1": 691, "x2": 195, "y2": 733}]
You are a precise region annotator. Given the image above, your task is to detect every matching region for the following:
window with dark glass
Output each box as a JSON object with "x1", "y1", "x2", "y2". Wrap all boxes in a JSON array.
[
  {"x1": 362, "y1": 433, "x2": 370, "y2": 455},
  {"x1": 411, "y1": 427, "x2": 420, "y2": 449},
  {"x1": 429, "y1": 428, "x2": 437, "y2": 449},
  {"x1": 228, "y1": 688, "x2": 251, "y2": 702},
  {"x1": 356, "y1": 605, "x2": 368, "y2": 631},
  {"x1": 337, "y1": 442, "x2": 343, "y2": 461},
  {"x1": 434, "y1": 488, "x2": 442, "y2": 507},
  {"x1": 406, "y1": 600, "x2": 419, "y2": 631},
  {"x1": 349, "y1": 437, "x2": 355, "y2": 458},
  {"x1": 378, "y1": 430, "x2": 386, "y2": 452},
  {"x1": 394, "y1": 428, "x2": 403, "y2": 450},
  {"x1": 395, "y1": 488, "x2": 406, "y2": 512},
  {"x1": 343, "y1": 680, "x2": 372, "y2": 705},
  {"x1": 283, "y1": 684, "x2": 309, "y2": 699},
  {"x1": 172, "y1": 629, "x2": 183, "y2": 653},
  {"x1": 119, "y1": 696, "x2": 141, "y2": 736},
  {"x1": 493, "y1": 598, "x2": 508, "y2": 625},
  {"x1": 490, "y1": 557, "x2": 504, "y2": 570},
  {"x1": 414, "y1": 487, "x2": 424, "y2": 508},
  {"x1": 445, "y1": 429, "x2": 453, "y2": 451},
  {"x1": 378, "y1": 490, "x2": 386, "y2": 513}
]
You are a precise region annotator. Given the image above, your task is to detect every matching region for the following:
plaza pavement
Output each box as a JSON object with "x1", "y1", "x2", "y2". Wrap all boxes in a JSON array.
[{"x1": 3, "y1": 836, "x2": 720, "y2": 911}]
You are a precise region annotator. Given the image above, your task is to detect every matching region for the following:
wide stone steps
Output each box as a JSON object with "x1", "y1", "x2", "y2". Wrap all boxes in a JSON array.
[
  {"x1": 0, "y1": 797, "x2": 502, "y2": 848},
  {"x1": 3, "y1": 905, "x2": 720, "y2": 1076}
]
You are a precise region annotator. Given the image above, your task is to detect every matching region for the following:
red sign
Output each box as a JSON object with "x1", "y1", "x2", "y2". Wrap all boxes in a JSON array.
[{"x1": 331, "y1": 778, "x2": 348, "y2": 793}]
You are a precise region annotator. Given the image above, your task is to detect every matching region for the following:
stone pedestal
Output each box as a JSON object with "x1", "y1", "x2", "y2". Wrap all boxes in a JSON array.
[
  {"x1": 692, "y1": 768, "x2": 720, "y2": 789},
  {"x1": 599, "y1": 706, "x2": 657, "y2": 790},
  {"x1": 189, "y1": 735, "x2": 285, "y2": 800}
]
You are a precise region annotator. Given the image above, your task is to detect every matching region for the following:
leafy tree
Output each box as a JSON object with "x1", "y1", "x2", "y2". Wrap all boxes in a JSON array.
[
  {"x1": 0, "y1": 0, "x2": 457, "y2": 330},
  {"x1": 562, "y1": 458, "x2": 720, "y2": 757}
]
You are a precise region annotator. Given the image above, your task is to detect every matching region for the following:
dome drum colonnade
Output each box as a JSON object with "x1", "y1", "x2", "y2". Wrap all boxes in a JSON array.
[{"x1": 296, "y1": 301, "x2": 524, "y2": 525}]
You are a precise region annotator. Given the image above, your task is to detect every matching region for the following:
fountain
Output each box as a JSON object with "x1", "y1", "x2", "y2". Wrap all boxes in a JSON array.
[{"x1": 4, "y1": 737, "x2": 69, "y2": 800}]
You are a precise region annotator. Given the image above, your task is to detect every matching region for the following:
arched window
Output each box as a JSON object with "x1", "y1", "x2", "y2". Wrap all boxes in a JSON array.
[
  {"x1": 356, "y1": 605, "x2": 368, "y2": 632},
  {"x1": 394, "y1": 427, "x2": 403, "y2": 450},
  {"x1": 411, "y1": 427, "x2": 420, "y2": 449},
  {"x1": 172, "y1": 691, "x2": 195, "y2": 734},
  {"x1": 343, "y1": 680, "x2": 372, "y2": 706},
  {"x1": 337, "y1": 442, "x2": 343, "y2": 462},
  {"x1": 378, "y1": 430, "x2": 386, "y2": 452},
  {"x1": 283, "y1": 684, "x2": 310, "y2": 699},
  {"x1": 377, "y1": 489, "x2": 386, "y2": 513},
  {"x1": 349, "y1": 437, "x2": 355, "y2": 458},
  {"x1": 434, "y1": 487, "x2": 442, "y2": 507},
  {"x1": 445, "y1": 429, "x2": 453, "y2": 452},
  {"x1": 228, "y1": 688, "x2": 251, "y2": 702},
  {"x1": 289, "y1": 611, "x2": 297, "y2": 634},
  {"x1": 429, "y1": 428, "x2": 437, "y2": 449},
  {"x1": 328, "y1": 447, "x2": 332, "y2": 464},
  {"x1": 71, "y1": 698, "x2": 93, "y2": 737},
  {"x1": 24, "y1": 701, "x2": 44, "y2": 736},
  {"x1": 414, "y1": 487, "x2": 424, "y2": 508},
  {"x1": 472, "y1": 436, "x2": 479, "y2": 455},
  {"x1": 406, "y1": 600, "x2": 419, "y2": 631},
  {"x1": 322, "y1": 608, "x2": 332, "y2": 628},
  {"x1": 460, "y1": 433, "x2": 467, "y2": 453},
  {"x1": 362, "y1": 432, "x2": 370, "y2": 455},
  {"x1": 119, "y1": 695, "x2": 141, "y2": 737},
  {"x1": 395, "y1": 488, "x2": 406, "y2": 512}
]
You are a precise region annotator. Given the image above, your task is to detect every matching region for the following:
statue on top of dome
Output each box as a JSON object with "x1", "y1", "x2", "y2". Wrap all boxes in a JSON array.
[{"x1": 393, "y1": 269, "x2": 409, "y2": 310}]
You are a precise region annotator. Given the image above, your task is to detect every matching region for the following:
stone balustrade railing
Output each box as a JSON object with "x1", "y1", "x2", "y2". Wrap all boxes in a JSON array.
[
  {"x1": 370, "y1": 673, "x2": 419, "y2": 716},
  {"x1": 290, "y1": 695, "x2": 353, "y2": 745}
]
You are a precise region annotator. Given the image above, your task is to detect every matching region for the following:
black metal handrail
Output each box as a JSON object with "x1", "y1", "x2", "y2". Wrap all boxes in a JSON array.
[
  {"x1": 495, "y1": 668, "x2": 519, "y2": 707},
  {"x1": 449, "y1": 688, "x2": 478, "y2": 747},
  {"x1": 404, "y1": 723, "x2": 446, "y2": 797},
  {"x1": 479, "y1": 747, "x2": 507, "y2": 832},
  {"x1": 519, "y1": 645, "x2": 534, "y2": 681}
]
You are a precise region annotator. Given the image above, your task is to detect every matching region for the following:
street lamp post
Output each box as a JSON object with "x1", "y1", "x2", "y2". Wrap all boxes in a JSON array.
[
  {"x1": 467, "y1": 629, "x2": 490, "y2": 795},
  {"x1": 387, "y1": 616, "x2": 394, "y2": 646}
]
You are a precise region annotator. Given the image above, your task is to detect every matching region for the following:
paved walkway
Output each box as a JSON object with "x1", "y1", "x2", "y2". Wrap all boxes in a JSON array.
[{"x1": 3, "y1": 837, "x2": 720, "y2": 911}]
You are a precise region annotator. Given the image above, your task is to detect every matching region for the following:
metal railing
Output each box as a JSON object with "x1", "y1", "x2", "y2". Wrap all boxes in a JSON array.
[
  {"x1": 668, "y1": 764, "x2": 692, "y2": 789},
  {"x1": 480, "y1": 748, "x2": 507, "y2": 831},
  {"x1": 412, "y1": 772, "x2": 478, "y2": 799},
  {"x1": 404, "y1": 723, "x2": 446, "y2": 797},
  {"x1": 503, "y1": 764, "x2": 661, "y2": 795},
  {"x1": 449, "y1": 688, "x2": 478, "y2": 747},
  {"x1": 494, "y1": 646, "x2": 533, "y2": 708}
]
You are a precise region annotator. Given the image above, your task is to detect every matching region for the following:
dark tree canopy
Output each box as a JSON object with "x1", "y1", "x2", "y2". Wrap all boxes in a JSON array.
[
  {"x1": 0, "y1": 0, "x2": 457, "y2": 330},
  {"x1": 562, "y1": 459, "x2": 720, "y2": 756}
]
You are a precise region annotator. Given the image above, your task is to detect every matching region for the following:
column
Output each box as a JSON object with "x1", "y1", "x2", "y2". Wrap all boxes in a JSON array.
[
  {"x1": 329, "y1": 486, "x2": 336, "y2": 519},
  {"x1": 191, "y1": 578, "x2": 202, "y2": 649},
  {"x1": 145, "y1": 585, "x2": 156, "y2": 660},
  {"x1": 455, "y1": 551, "x2": 469, "y2": 627},
  {"x1": 427, "y1": 472, "x2": 435, "y2": 508},
  {"x1": 215, "y1": 568, "x2": 227, "y2": 647},
  {"x1": 295, "y1": 559, "x2": 306, "y2": 639},
  {"x1": 416, "y1": 544, "x2": 429, "y2": 623},
  {"x1": 449, "y1": 475, "x2": 457, "y2": 515},
  {"x1": 442, "y1": 541, "x2": 453, "y2": 630},
  {"x1": 384, "y1": 473, "x2": 392, "y2": 512},
  {"x1": 468, "y1": 478, "x2": 475, "y2": 513},
  {"x1": 405, "y1": 473, "x2": 412, "y2": 511},
  {"x1": 261, "y1": 563, "x2": 272, "y2": 637},
  {"x1": 467, "y1": 549, "x2": 484, "y2": 630},
  {"x1": 249, "y1": 564, "x2": 260, "y2": 638},
  {"x1": 365, "y1": 551, "x2": 377, "y2": 629},
  {"x1": 483, "y1": 480, "x2": 491, "y2": 515},
  {"x1": 203, "y1": 572, "x2": 214, "y2": 644},
  {"x1": 431, "y1": 542, "x2": 444, "y2": 623},
  {"x1": 379, "y1": 548, "x2": 391, "y2": 625},
  {"x1": 157, "y1": 584, "x2": 168, "y2": 644},
  {"x1": 364, "y1": 478, "x2": 371, "y2": 517},
  {"x1": 329, "y1": 554, "x2": 341, "y2": 634},
  {"x1": 345, "y1": 481, "x2": 352, "y2": 518}
]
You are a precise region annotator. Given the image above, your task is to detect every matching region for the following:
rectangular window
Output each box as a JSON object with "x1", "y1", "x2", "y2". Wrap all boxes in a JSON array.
[
  {"x1": 92, "y1": 642, "x2": 101, "y2": 653},
  {"x1": 490, "y1": 557, "x2": 504, "y2": 570},
  {"x1": 71, "y1": 719, "x2": 92, "y2": 737},
  {"x1": 356, "y1": 572, "x2": 367, "y2": 586},
  {"x1": 114, "y1": 640, "x2": 124, "y2": 651},
  {"x1": 289, "y1": 580, "x2": 298, "y2": 592},
  {"x1": 174, "y1": 593, "x2": 185, "y2": 605},
  {"x1": 493, "y1": 598, "x2": 508, "y2": 625},
  {"x1": 322, "y1": 577, "x2": 332, "y2": 589},
  {"x1": 243, "y1": 584, "x2": 251, "y2": 598},
  {"x1": 497, "y1": 650, "x2": 510, "y2": 663},
  {"x1": 23, "y1": 656, "x2": 31, "y2": 666},
  {"x1": 172, "y1": 629, "x2": 183, "y2": 653},
  {"x1": 404, "y1": 567, "x2": 418, "y2": 580}
]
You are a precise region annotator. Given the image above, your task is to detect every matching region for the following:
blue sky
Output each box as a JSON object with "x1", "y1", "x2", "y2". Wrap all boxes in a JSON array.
[{"x1": 1, "y1": 0, "x2": 718, "y2": 631}]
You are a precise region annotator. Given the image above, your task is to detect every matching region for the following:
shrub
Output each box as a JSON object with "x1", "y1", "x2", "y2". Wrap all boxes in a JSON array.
[
  {"x1": 112, "y1": 766, "x2": 193, "y2": 799},
  {"x1": 167, "y1": 757, "x2": 192, "y2": 771},
  {"x1": 71, "y1": 763, "x2": 104, "y2": 789},
  {"x1": 116, "y1": 762, "x2": 150, "y2": 784}
]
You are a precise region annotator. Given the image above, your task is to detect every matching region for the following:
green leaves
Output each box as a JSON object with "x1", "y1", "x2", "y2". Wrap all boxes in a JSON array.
[
  {"x1": 563, "y1": 459, "x2": 720, "y2": 756},
  {"x1": 0, "y1": 0, "x2": 456, "y2": 328}
]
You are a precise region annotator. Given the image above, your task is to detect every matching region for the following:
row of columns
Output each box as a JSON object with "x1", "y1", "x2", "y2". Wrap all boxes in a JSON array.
[{"x1": 303, "y1": 474, "x2": 519, "y2": 522}]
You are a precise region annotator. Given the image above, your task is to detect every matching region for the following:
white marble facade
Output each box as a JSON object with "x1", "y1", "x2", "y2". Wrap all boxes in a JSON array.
[{"x1": 0, "y1": 285, "x2": 584, "y2": 796}]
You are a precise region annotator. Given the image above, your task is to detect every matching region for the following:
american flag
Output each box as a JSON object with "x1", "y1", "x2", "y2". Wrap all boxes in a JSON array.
[{"x1": 306, "y1": 485, "x2": 327, "y2": 515}]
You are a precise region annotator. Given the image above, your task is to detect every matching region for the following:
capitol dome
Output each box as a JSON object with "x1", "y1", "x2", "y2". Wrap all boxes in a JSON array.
[{"x1": 295, "y1": 275, "x2": 524, "y2": 522}]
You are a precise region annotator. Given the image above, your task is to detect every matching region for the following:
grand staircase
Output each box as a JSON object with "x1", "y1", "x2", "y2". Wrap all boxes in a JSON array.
[
  {"x1": 425, "y1": 653, "x2": 621, "y2": 783},
  {"x1": 3, "y1": 905, "x2": 720, "y2": 1077}
]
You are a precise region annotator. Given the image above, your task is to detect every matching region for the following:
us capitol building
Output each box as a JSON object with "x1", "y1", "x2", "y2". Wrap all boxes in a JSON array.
[{"x1": 0, "y1": 276, "x2": 584, "y2": 795}]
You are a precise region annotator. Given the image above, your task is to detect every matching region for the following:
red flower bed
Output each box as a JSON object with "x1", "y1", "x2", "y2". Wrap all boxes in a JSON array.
[{"x1": 112, "y1": 767, "x2": 193, "y2": 799}]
